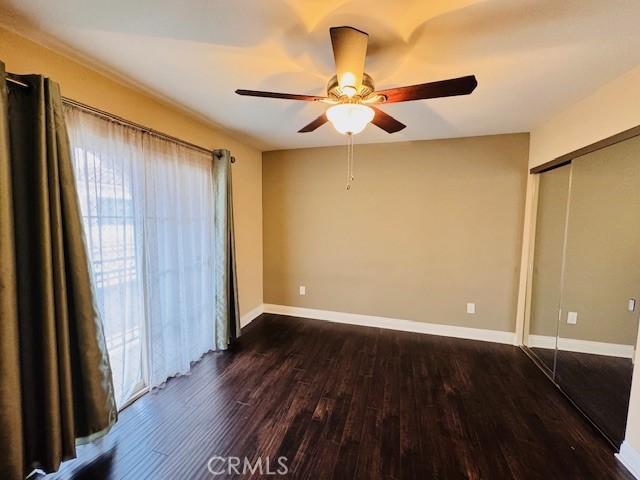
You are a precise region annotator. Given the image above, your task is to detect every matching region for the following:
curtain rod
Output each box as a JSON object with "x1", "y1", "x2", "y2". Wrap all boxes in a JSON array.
[
  {"x1": 6, "y1": 76, "x2": 29, "y2": 88},
  {"x1": 5, "y1": 76, "x2": 235, "y2": 163}
]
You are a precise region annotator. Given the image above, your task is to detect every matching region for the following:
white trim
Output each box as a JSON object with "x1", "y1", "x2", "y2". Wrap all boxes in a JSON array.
[
  {"x1": 515, "y1": 173, "x2": 540, "y2": 346},
  {"x1": 528, "y1": 334, "x2": 635, "y2": 359},
  {"x1": 240, "y1": 304, "x2": 265, "y2": 328},
  {"x1": 617, "y1": 441, "x2": 640, "y2": 479},
  {"x1": 527, "y1": 334, "x2": 557, "y2": 350},
  {"x1": 263, "y1": 304, "x2": 516, "y2": 345}
]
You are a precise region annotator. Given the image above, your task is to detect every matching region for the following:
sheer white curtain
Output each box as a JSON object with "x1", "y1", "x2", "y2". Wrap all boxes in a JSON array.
[
  {"x1": 142, "y1": 138, "x2": 215, "y2": 386},
  {"x1": 66, "y1": 109, "x2": 146, "y2": 407},
  {"x1": 65, "y1": 106, "x2": 216, "y2": 408}
]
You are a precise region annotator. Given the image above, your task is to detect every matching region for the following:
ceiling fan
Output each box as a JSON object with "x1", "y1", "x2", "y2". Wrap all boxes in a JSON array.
[{"x1": 236, "y1": 26, "x2": 478, "y2": 136}]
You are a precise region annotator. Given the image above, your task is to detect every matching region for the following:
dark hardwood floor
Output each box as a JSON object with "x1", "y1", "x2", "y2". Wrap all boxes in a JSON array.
[
  {"x1": 531, "y1": 347, "x2": 634, "y2": 448},
  {"x1": 43, "y1": 314, "x2": 632, "y2": 479}
]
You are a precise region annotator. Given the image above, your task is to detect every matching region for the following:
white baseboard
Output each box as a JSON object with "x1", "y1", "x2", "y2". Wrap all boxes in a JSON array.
[
  {"x1": 528, "y1": 334, "x2": 635, "y2": 359},
  {"x1": 617, "y1": 441, "x2": 640, "y2": 479},
  {"x1": 527, "y1": 334, "x2": 558, "y2": 350},
  {"x1": 240, "y1": 304, "x2": 264, "y2": 328},
  {"x1": 262, "y1": 304, "x2": 516, "y2": 345}
]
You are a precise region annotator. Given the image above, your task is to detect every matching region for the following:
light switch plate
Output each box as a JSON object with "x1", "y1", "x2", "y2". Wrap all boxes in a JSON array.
[
  {"x1": 466, "y1": 303, "x2": 476, "y2": 314},
  {"x1": 299, "y1": 286, "x2": 306, "y2": 296},
  {"x1": 629, "y1": 298, "x2": 636, "y2": 312},
  {"x1": 567, "y1": 311, "x2": 578, "y2": 324}
]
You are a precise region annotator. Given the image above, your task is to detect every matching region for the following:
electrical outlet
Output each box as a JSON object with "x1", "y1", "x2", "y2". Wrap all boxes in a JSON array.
[
  {"x1": 567, "y1": 311, "x2": 578, "y2": 325},
  {"x1": 299, "y1": 286, "x2": 306, "y2": 296},
  {"x1": 466, "y1": 303, "x2": 476, "y2": 314}
]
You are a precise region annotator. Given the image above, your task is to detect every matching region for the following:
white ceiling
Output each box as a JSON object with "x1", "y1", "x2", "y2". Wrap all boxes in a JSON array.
[{"x1": 1, "y1": 0, "x2": 640, "y2": 151}]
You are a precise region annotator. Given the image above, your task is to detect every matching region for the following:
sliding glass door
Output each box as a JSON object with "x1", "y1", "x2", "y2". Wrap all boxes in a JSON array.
[{"x1": 65, "y1": 106, "x2": 216, "y2": 408}]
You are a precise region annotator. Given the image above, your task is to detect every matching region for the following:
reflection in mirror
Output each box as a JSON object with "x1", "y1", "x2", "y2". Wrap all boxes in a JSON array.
[
  {"x1": 556, "y1": 135, "x2": 640, "y2": 448},
  {"x1": 526, "y1": 164, "x2": 571, "y2": 373}
]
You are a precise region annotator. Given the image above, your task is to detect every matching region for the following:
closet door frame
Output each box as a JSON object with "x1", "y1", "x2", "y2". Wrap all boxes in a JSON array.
[{"x1": 530, "y1": 125, "x2": 640, "y2": 175}]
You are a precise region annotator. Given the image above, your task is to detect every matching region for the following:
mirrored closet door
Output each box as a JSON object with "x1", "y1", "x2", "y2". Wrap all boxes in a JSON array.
[
  {"x1": 525, "y1": 133, "x2": 640, "y2": 448},
  {"x1": 527, "y1": 163, "x2": 572, "y2": 373}
]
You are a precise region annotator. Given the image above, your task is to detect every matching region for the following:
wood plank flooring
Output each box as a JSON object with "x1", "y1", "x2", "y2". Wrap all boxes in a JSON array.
[{"x1": 43, "y1": 314, "x2": 632, "y2": 479}]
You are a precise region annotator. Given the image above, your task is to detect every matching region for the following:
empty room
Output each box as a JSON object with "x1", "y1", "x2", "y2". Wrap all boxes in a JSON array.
[{"x1": 1, "y1": 1, "x2": 640, "y2": 479}]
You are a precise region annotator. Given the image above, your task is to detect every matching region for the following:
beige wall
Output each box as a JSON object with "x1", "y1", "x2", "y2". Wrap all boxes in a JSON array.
[
  {"x1": 525, "y1": 65, "x2": 640, "y2": 454},
  {"x1": 0, "y1": 26, "x2": 263, "y2": 317},
  {"x1": 263, "y1": 134, "x2": 530, "y2": 333},
  {"x1": 529, "y1": 65, "x2": 640, "y2": 169}
]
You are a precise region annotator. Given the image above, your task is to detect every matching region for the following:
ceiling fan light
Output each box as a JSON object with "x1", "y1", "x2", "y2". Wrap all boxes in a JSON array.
[
  {"x1": 342, "y1": 85, "x2": 357, "y2": 98},
  {"x1": 326, "y1": 103, "x2": 374, "y2": 135},
  {"x1": 339, "y1": 71, "x2": 357, "y2": 87}
]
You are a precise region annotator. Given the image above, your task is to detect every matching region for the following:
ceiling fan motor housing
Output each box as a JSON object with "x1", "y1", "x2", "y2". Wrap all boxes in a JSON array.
[{"x1": 327, "y1": 73, "x2": 376, "y2": 101}]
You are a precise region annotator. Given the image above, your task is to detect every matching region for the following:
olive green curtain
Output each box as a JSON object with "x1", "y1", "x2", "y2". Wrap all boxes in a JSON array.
[
  {"x1": 0, "y1": 63, "x2": 117, "y2": 480},
  {"x1": 213, "y1": 149, "x2": 241, "y2": 349}
]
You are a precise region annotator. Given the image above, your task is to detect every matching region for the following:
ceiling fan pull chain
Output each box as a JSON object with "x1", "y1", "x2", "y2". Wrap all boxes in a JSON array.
[
  {"x1": 350, "y1": 134, "x2": 355, "y2": 182},
  {"x1": 346, "y1": 133, "x2": 354, "y2": 190}
]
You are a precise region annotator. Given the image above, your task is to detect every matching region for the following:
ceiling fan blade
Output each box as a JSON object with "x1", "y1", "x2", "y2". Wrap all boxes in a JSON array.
[
  {"x1": 236, "y1": 89, "x2": 326, "y2": 101},
  {"x1": 298, "y1": 113, "x2": 328, "y2": 133},
  {"x1": 376, "y1": 75, "x2": 478, "y2": 103},
  {"x1": 371, "y1": 107, "x2": 406, "y2": 133},
  {"x1": 329, "y1": 26, "x2": 368, "y2": 92}
]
